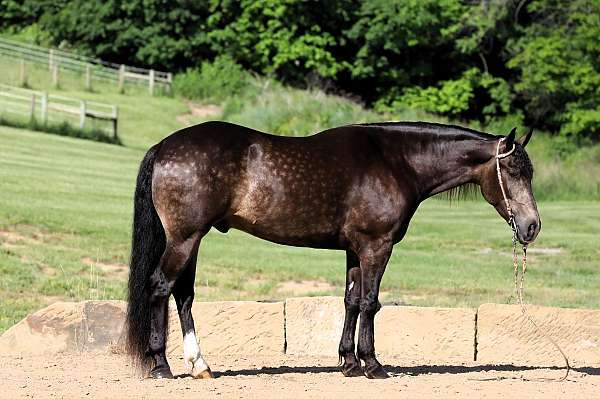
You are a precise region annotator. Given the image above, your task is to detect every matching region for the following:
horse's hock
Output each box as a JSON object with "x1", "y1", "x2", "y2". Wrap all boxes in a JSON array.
[{"x1": 1, "y1": 297, "x2": 599, "y2": 367}]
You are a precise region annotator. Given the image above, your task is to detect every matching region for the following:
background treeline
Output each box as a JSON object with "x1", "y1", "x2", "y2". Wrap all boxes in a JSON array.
[{"x1": 2, "y1": 0, "x2": 599, "y2": 141}]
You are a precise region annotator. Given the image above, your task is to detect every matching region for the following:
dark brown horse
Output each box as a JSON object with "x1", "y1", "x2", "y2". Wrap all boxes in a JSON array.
[{"x1": 125, "y1": 121, "x2": 539, "y2": 379}]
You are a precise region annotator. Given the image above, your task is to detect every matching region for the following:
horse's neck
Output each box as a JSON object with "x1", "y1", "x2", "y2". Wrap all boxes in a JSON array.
[{"x1": 378, "y1": 131, "x2": 487, "y2": 199}]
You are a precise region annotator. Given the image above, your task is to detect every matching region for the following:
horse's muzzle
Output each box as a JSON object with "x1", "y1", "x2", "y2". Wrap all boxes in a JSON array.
[{"x1": 517, "y1": 217, "x2": 541, "y2": 244}]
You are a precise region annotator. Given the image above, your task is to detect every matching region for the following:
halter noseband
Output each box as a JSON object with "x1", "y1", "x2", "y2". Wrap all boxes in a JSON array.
[{"x1": 495, "y1": 137, "x2": 517, "y2": 232}]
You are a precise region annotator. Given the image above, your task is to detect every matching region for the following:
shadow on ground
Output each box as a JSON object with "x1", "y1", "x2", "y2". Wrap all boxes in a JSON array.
[{"x1": 173, "y1": 364, "x2": 598, "y2": 379}]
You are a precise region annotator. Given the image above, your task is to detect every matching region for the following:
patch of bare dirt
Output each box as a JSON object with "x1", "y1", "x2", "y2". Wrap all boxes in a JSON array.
[
  {"x1": 176, "y1": 101, "x2": 222, "y2": 126},
  {"x1": 276, "y1": 280, "x2": 336, "y2": 296},
  {"x1": 82, "y1": 257, "x2": 128, "y2": 278},
  {"x1": 479, "y1": 247, "x2": 564, "y2": 256},
  {"x1": 0, "y1": 353, "x2": 597, "y2": 399},
  {"x1": 527, "y1": 247, "x2": 564, "y2": 255},
  {"x1": 19, "y1": 255, "x2": 57, "y2": 275},
  {"x1": 0, "y1": 230, "x2": 31, "y2": 249},
  {"x1": 0, "y1": 227, "x2": 72, "y2": 250},
  {"x1": 273, "y1": 280, "x2": 392, "y2": 300},
  {"x1": 0, "y1": 230, "x2": 27, "y2": 243}
]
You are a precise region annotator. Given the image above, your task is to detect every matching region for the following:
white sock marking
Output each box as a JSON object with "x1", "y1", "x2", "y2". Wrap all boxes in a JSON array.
[{"x1": 183, "y1": 331, "x2": 208, "y2": 372}]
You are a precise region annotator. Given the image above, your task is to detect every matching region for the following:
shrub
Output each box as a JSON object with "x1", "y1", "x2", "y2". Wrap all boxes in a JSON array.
[
  {"x1": 173, "y1": 56, "x2": 250, "y2": 103},
  {"x1": 378, "y1": 69, "x2": 511, "y2": 121},
  {"x1": 221, "y1": 79, "x2": 380, "y2": 136}
]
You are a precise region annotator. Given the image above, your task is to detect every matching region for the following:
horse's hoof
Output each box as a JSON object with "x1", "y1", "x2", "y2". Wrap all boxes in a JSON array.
[
  {"x1": 149, "y1": 366, "x2": 174, "y2": 379},
  {"x1": 342, "y1": 363, "x2": 364, "y2": 377},
  {"x1": 364, "y1": 365, "x2": 390, "y2": 379},
  {"x1": 191, "y1": 366, "x2": 214, "y2": 379}
]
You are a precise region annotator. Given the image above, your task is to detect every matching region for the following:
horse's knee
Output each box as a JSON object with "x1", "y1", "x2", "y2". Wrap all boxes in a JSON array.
[
  {"x1": 344, "y1": 293, "x2": 360, "y2": 311},
  {"x1": 359, "y1": 296, "x2": 381, "y2": 316},
  {"x1": 345, "y1": 268, "x2": 361, "y2": 309}
]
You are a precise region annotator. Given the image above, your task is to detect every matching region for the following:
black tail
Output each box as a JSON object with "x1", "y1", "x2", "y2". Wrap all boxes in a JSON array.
[{"x1": 126, "y1": 143, "x2": 165, "y2": 371}]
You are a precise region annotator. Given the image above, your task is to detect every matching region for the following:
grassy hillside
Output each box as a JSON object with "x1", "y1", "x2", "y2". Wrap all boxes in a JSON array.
[
  {"x1": 0, "y1": 57, "x2": 185, "y2": 150},
  {"x1": 1, "y1": 125, "x2": 599, "y2": 332}
]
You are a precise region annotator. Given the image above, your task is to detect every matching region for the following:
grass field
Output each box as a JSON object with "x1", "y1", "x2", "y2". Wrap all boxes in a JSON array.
[
  {"x1": 1, "y1": 125, "x2": 599, "y2": 332},
  {"x1": 0, "y1": 58, "x2": 185, "y2": 150}
]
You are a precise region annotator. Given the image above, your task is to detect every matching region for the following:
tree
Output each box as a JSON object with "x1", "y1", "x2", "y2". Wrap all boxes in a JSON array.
[{"x1": 507, "y1": 0, "x2": 600, "y2": 139}]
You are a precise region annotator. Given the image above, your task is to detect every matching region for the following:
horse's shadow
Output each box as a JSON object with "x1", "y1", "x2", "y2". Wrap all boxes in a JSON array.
[{"x1": 174, "y1": 364, "x2": 599, "y2": 379}]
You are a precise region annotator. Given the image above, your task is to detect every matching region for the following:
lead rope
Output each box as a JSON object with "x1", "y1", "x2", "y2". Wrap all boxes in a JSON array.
[{"x1": 497, "y1": 138, "x2": 570, "y2": 382}]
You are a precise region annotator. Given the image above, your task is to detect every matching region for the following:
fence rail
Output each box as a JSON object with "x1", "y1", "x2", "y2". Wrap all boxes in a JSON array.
[
  {"x1": 0, "y1": 37, "x2": 172, "y2": 94},
  {"x1": 0, "y1": 83, "x2": 118, "y2": 140}
]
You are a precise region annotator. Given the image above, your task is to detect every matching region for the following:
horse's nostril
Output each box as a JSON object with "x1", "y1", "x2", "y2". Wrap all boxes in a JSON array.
[{"x1": 527, "y1": 222, "x2": 537, "y2": 239}]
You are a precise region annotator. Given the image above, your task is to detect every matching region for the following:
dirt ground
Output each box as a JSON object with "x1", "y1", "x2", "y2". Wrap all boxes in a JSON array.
[{"x1": 2, "y1": 353, "x2": 598, "y2": 398}]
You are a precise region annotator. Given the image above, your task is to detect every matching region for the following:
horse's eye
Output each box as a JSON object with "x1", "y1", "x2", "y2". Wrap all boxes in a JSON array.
[{"x1": 508, "y1": 169, "x2": 521, "y2": 178}]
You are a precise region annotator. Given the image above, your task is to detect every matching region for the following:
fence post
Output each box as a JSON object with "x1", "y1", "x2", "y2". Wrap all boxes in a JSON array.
[
  {"x1": 85, "y1": 64, "x2": 92, "y2": 91},
  {"x1": 80, "y1": 100, "x2": 86, "y2": 130},
  {"x1": 118, "y1": 65, "x2": 125, "y2": 92},
  {"x1": 48, "y1": 49, "x2": 54, "y2": 71},
  {"x1": 112, "y1": 105, "x2": 119, "y2": 141},
  {"x1": 19, "y1": 59, "x2": 27, "y2": 87},
  {"x1": 52, "y1": 64, "x2": 60, "y2": 88},
  {"x1": 30, "y1": 94, "x2": 36, "y2": 120},
  {"x1": 41, "y1": 92, "x2": 48, "y2": 124},
  {"x1": 166, "y1": 72, "x2": 172, "y2": 95},
  {"x1": 149, "y1": 69, "x2": 155, "y2": 95}
]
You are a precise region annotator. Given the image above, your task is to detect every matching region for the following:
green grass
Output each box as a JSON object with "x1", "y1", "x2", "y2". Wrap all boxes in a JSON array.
[
  {"x1": 1, "y1": 125, "x2": 599, "y2": 332},
  {"x1": 525, "y1": 135, "x2": 600, "y2": 200}
]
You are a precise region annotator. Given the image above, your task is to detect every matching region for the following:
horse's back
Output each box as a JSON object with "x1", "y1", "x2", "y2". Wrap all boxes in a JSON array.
[{"x1": 152, "y1": 121, "x2": 389, "y2": 248}]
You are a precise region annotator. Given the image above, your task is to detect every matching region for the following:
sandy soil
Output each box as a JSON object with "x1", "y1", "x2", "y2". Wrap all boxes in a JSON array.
[{"x1": 2, "y1": 353, "x2": 597, "y2": 398}]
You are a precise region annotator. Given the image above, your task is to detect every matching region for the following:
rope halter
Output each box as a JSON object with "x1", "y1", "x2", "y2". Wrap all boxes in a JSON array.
[
  {"x1": 495, "y1": 136, "x2": 570, "y2": 380},
  {"x1": 495, "y1": 136, "x2": 517, "y2": 234}
]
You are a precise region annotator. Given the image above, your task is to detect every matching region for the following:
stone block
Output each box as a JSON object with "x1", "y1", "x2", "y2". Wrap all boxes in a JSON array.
[{"x1": 476, "y1": 303, "x2": 600, "y2": 367}]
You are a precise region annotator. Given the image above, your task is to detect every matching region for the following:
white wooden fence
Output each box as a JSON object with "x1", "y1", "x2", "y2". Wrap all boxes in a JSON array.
[
  {"x1": 0, "y1": 37, "x2": 172, "y2": 94},
  {"x1": 0, "y1": 84, "x2": 119, "y2": 140}
]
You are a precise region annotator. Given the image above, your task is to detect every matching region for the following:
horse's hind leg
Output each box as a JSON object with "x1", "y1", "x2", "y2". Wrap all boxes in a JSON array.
[
  {"x1": 172, "y1": 247, "x2": 213, "y2": 379},
  {"x1": 338, "y1": 250, "x2": 364, "y2": 377},
  {"x1": 148, "y1": 233, "x2": 202, "y2": 379}
]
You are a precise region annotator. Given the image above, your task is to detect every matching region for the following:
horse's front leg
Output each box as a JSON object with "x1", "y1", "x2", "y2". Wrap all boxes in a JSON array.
[
  {"x1": 338, "y1": 250, "x2": 363, "y2": 377},
  {"x1": 356, "y1": 237, "x2": 392, "y2": 379},
  {"x1": 172, "y1": 251, "x2": 213, "y2": 379}
]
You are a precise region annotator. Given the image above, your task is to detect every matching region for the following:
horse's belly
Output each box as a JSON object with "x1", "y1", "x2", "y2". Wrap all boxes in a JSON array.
[{"x1": 224, "y1": 208, "x2": 341, "y2": 249}]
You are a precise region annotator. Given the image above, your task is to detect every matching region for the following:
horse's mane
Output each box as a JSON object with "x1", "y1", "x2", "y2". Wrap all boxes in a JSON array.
[
  {"x1": 356, "y1": 121, "x2": 496, "y2": 141},
  {"x1": 356, "y1": 121, "x2": 533, "y2": 203},
  {"x1": 441, "y1": 183, "x2": 480, "y2": 202}
]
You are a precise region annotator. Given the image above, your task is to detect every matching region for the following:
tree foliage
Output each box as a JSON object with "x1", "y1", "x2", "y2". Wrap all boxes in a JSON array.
[
  {"x1": 506, "y1": 0, "x2": 600, "y2": 140},
  {"x1": 203, "y1": 0, "x2": 357, "y2": 82},
  {"x1": 3, "y1": 0, "x2": 599, "y2": 140}
]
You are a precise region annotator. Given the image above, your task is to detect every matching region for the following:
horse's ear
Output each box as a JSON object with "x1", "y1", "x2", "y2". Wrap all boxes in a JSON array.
[
  {"x1": 506, "y1": 127, "x2": 516, "y2": 146},
  {"x1": 518, "y1": 128, "x2": 533, "y2": 148},
  {"x1": 499, "y1": 127, "x2": 517, "y2": 153}
]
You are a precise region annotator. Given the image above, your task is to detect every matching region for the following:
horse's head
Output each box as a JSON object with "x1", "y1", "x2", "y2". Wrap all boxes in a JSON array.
[{"x1": 479, "y1": 128, "x2": 540, "y2": 244}]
